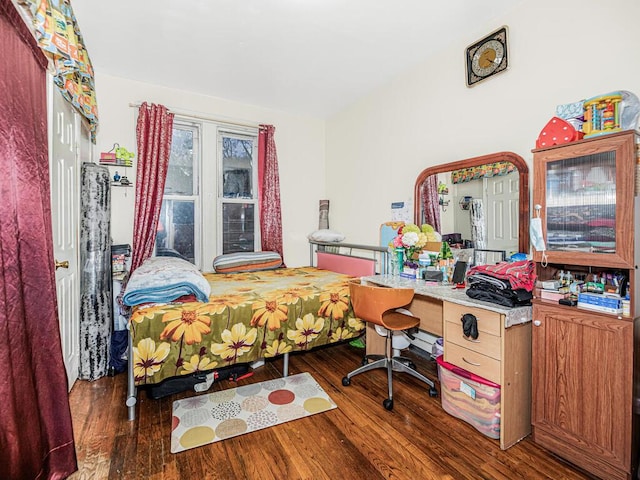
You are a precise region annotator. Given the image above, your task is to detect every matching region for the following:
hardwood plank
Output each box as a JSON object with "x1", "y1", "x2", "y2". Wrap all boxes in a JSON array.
[{"x1": 68, "y1": 343, "x2": 594, "y2": 480}]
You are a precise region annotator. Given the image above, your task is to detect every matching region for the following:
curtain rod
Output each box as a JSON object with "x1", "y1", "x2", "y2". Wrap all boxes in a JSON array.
[{"x1": 129, "y1": 102, "x2": 260, "y2": 130}]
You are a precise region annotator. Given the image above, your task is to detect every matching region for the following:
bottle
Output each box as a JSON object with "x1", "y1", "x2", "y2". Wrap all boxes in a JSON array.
[
  {"x1": 389, "y1": 248, "x2": 399, "y2": 276},
  {"x1": 395, "y1": 248, "x2": 405, "y2": 275},
  {"x1": 622, "y1": 299, "x2": 631, "y2": 317}
]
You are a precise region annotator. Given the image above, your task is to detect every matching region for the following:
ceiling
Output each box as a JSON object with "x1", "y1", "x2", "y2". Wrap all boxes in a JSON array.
[{"x1": 72, "y1": 0, "x2": 520, "y2": 119}]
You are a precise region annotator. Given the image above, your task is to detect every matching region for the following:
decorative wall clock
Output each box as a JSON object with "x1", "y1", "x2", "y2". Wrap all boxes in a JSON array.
[{"x1": 465, "y1": 26, "x2": 509, "y2": 87}]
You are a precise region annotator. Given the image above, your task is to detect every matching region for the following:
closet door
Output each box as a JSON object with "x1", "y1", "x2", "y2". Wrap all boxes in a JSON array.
[{"x1": 49, "y1": 82, "x2": 83, "y2": 390}]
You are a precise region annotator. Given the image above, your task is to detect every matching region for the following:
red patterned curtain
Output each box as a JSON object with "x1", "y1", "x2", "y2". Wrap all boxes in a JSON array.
[
  {"x1": 420, "y1": 174, "x2": 441, "y2": 232},
  {"x1": 258, "y1": 125, "x2": 285, "y2": 263},
  {"x1": 0, "y1": 0, "x2": 77, "y2": 477},
  {"x1": 131, "y1": 102, "x2": 174, "y2": 273}
]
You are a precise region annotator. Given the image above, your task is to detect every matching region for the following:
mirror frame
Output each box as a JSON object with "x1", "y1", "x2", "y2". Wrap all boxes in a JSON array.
[{"x1": 413, "y1": 151, "x2": 530, "y2": 255}]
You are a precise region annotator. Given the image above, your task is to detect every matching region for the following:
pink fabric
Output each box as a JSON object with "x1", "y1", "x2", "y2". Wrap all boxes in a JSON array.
[
  {"x1": 0, "y1": 1, "x2": 77, "y2": 477},
  {"x1": 316, "y1": 252, "x2": 376, "y2": 277},
  {"x1": 131, "y1": 102, "x2": 174, "y2": 273},
  {"x1": 421, "y1": 175, "x2": 441, "y2": 232},
  {"x1": 258, "y1": 125, "x2": 285, "y2": 264}
]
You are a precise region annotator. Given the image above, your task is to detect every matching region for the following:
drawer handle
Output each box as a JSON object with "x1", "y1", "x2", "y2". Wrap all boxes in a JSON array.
[
  {"x1": 462, "y1": 335, "x2": 480, "y2": 343},
  {"x1": 462, "y1": 357, "x2": 481, "y2": 367}
]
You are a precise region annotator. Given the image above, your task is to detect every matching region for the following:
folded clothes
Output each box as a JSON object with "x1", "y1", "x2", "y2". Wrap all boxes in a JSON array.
[
  {"x1": 466, "y1": 285, "x2": 532, "y2": 308},
  {"x1": 466, "y1": 273, "x2": 511, "y2": 290},
  {"x1": 123, "y1": 256, "x2": 211, "y2": 306},
  {"x1": 467, "y1": 260, "x2": 536, "y2": 292}
]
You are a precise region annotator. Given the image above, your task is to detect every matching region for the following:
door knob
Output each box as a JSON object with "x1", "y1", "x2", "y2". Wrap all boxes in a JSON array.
[
  {"x1": 533, "y1": 320, "x2": 541, "y2": 327},
  {"x1": 55, "y1": 259, "x2": 69, "y2": 270}
]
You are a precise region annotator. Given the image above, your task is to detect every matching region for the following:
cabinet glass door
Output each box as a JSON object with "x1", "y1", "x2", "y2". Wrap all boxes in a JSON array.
[
  {"x1": 545, "y1": 151, "x2": 616, "y2": 254},
  {"x1": 533, "y1": 131, "x2": 635, "y2": 268}
]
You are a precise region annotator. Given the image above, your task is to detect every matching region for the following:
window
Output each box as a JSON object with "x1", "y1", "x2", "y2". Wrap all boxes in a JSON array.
[
  {"x1": 156, "y1": 119, "x2": 259, "y2": 270},
  {"x1": 219, "y1": 133, "x2": 257, "y2": 254}
]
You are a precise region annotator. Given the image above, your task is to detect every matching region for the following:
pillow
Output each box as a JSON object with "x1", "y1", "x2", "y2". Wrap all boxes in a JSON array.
[
  {"x1": 213, "y1": 251, "x2": 282, "y2": 274},
  {"x1": 307, "y1": 229, "x2": 345, "y2": 242}
]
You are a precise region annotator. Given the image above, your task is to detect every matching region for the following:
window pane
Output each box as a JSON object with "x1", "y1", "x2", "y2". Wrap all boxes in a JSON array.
[
  {"x1": 222, "y1": 203, "x2": 254, "y2": 253},
  {"x1": 545, "y1": 151, "x2": 616, "y2": 253},
  {"x1": 166, "y1": 127, "x2": 195, "y2": 195},
  {"x1": 222, "y1": 136, "x2": 253, "y2": 198},
  {"x1": 156, "y1": 200, "x2": 195, "y2": 263}
]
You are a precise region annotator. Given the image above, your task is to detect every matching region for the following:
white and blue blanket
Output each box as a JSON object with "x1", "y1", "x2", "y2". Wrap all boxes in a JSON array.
[{"x1": 123, "y1": 256, "x2": 211, "y2": 306}]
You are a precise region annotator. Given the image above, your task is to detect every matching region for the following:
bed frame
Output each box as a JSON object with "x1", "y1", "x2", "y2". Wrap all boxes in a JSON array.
[{"x1": 126, "y1": 242, "x2": 387, "y2": 421}]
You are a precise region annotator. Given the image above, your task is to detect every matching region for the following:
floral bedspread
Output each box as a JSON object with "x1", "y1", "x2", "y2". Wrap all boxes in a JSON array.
[{"x1": 130, "y1": 267, "x2": 364, "y2": 386}]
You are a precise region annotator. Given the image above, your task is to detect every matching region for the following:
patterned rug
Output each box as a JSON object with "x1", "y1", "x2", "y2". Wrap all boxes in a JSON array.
[{"x1": 171, "y1": 372, "x2": 337, "y2": 453}]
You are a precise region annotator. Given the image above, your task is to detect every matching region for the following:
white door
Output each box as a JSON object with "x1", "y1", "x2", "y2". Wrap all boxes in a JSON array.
[
  {"x1": 486, "y1": 173, "x2": 519, "y2": 257},
  {"x1": 49, "y1": 82, "x2": 83, "y2": 390}
]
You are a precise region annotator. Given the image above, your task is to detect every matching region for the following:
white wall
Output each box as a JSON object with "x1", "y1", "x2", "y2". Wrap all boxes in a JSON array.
[
  {"x1": 325, "y1": 0, "x2": 640, "y2": 246},
  {"x1": 94, "y1": 73, "x2": 325, "y2": 267}
]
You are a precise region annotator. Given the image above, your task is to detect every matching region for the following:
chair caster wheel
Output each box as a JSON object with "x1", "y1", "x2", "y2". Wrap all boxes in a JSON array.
[
  {"x1": 342, "y1": 377, "x2": 351, "y2": 386},
  {"x1": 383, "y1": 398, "x2": 393, "y2": 410},
  {"x1": 429, "y1": 387, "x2": 438, "y2": 397},
  {"x1": 361, "y1": 357, "x2": 368, "y2": 366},
  {"x1": 408, "y1": 362, "x2": 416, "y2": 370}
]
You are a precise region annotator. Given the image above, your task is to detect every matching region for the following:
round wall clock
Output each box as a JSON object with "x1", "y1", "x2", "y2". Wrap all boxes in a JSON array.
[{"x1": 465, "y1": 26, "x2": 509, "y2": 87}]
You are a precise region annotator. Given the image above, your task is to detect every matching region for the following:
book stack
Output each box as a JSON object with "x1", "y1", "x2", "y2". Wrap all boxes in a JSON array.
[
  {"x1": 100, "y1": 152, "x2": 117, "y2": 164},
  {"x1": 538, "y1": 279, "x2": 570, "y2": 302},
  {"x1": 540, "y1": 289, "x2": 570, "y2": 302},
  {"x1": 577, "y1": 292, "x2": 623, "y2": 314}
]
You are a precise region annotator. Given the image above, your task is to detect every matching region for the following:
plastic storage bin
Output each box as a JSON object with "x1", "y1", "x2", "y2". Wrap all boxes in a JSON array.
[{"x1": 436, "y1": 355, "x2": 501, "y2": 440}]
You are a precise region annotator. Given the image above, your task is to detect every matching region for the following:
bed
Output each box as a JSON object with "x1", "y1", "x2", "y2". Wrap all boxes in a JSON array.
[{"x1": 123, "y1": 254, "x2": 372, "y2": 420}]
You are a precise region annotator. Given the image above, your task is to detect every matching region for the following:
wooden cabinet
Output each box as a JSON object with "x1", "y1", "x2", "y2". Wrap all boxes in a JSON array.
[
  {"x1": 443, "y1": 301, "x2": 531, "y2": 450},
  {"x1": 532, "y1": 131, "x2": 639, "y2": 480},
  {"x1": 532, "y1": 130, "x2": 636, "y2": 270},
  {"x1": 532, "y1": 302, "x2": 635, "y2": 480}
]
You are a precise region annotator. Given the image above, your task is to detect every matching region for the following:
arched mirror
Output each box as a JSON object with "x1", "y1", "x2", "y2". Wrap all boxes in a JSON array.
[{"x1": 413, "y1": 151, "x2": 529, "y2": 258}]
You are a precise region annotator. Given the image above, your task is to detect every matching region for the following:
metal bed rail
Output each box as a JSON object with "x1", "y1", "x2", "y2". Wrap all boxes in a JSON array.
[{"x1": 308, "y1": 239, "x2": 390, "y2": 274}]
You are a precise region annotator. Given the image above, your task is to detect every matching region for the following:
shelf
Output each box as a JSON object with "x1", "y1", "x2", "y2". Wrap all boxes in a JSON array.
[
  {"x1": 111, "y1": 182, "x2": 134, "y2": 187},
  {"x1": 100, "y1": 162, "x2": 133, "y2": 168}
]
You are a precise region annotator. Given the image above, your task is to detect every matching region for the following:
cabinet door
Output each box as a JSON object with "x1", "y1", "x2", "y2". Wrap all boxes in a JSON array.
[
  {"x1": 532, "y1": 131, "x2": 635, "y2": 268},
  {"x1": 532, "y1": 303, "x2": 633, "y2": 474}
]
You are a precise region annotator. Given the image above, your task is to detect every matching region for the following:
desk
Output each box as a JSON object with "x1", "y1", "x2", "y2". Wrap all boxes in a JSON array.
[{"x1": 361, "y1": 274, "x2": 532, "y2": 450}]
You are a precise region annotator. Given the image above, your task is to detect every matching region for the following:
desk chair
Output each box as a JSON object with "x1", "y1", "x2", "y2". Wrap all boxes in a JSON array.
[{"x1": 342, "y1": 281, "x2": 438, "y2": 410}]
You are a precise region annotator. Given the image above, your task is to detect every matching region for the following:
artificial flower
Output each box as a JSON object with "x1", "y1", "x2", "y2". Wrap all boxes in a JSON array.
[{"x1": 391, "y1": 223, "x2": 440, "y2": 266}]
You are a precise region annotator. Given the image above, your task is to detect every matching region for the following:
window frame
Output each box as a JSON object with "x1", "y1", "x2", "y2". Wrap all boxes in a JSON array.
[
  {"x1": 216, "y1": 128, "x2": 260, "y2": 257},
  {"x1": 158, "y1": 118, "x2": 260, "y2": 271}
]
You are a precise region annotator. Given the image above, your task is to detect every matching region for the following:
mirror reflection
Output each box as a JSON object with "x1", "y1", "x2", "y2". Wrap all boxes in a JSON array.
[{"x1": 414, "y1": 152, "x2": 530, "y2": 262}]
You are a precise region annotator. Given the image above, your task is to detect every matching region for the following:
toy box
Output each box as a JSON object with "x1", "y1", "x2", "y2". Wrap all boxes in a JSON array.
[
  {"x1": 437, "y1": 356, "x2": 501, "y2": 440},
  {"x1": 582, "y1": 90, "x2": 640, "y2": 138}
]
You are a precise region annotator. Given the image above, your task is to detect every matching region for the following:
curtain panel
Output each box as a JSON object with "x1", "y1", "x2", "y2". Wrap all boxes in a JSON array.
[
  {"x1": 0, "y1": 0, "x2": 77, "y2": 477},
  {"x1": 17, "y1": 0, "x2": 99, "y2": 141},
  {"x1": 258, "y1": 125, "x2": 285, "y2": 263},
  {"x1": 420, "y1": 174, "x2": 441, "y2": 233},
  {"x1": 131, "y1": 102, "x2": 174, "y2": 274}
]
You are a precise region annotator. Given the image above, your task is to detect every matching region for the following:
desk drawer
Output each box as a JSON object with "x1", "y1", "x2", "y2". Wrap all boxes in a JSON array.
[
  {"x1": 443, "y1": 302, "x2": 502, "y2": 337},
  {"x1": 444, "y1": 342, "x2": 500, "y2": 385},
  {"x1": 445, "y1": 320, "x2": 501, "y2": 360}
]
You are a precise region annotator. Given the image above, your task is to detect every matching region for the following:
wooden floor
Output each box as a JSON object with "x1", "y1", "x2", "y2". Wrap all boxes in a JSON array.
[{"x1": 68, "y1": 343, "x2": 594, "y2": 480}]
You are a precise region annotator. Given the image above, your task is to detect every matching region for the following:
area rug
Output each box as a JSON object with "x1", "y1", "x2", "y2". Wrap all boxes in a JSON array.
[{"x1": 171, "y1": 372, "x2": 337, "y2": 453}]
